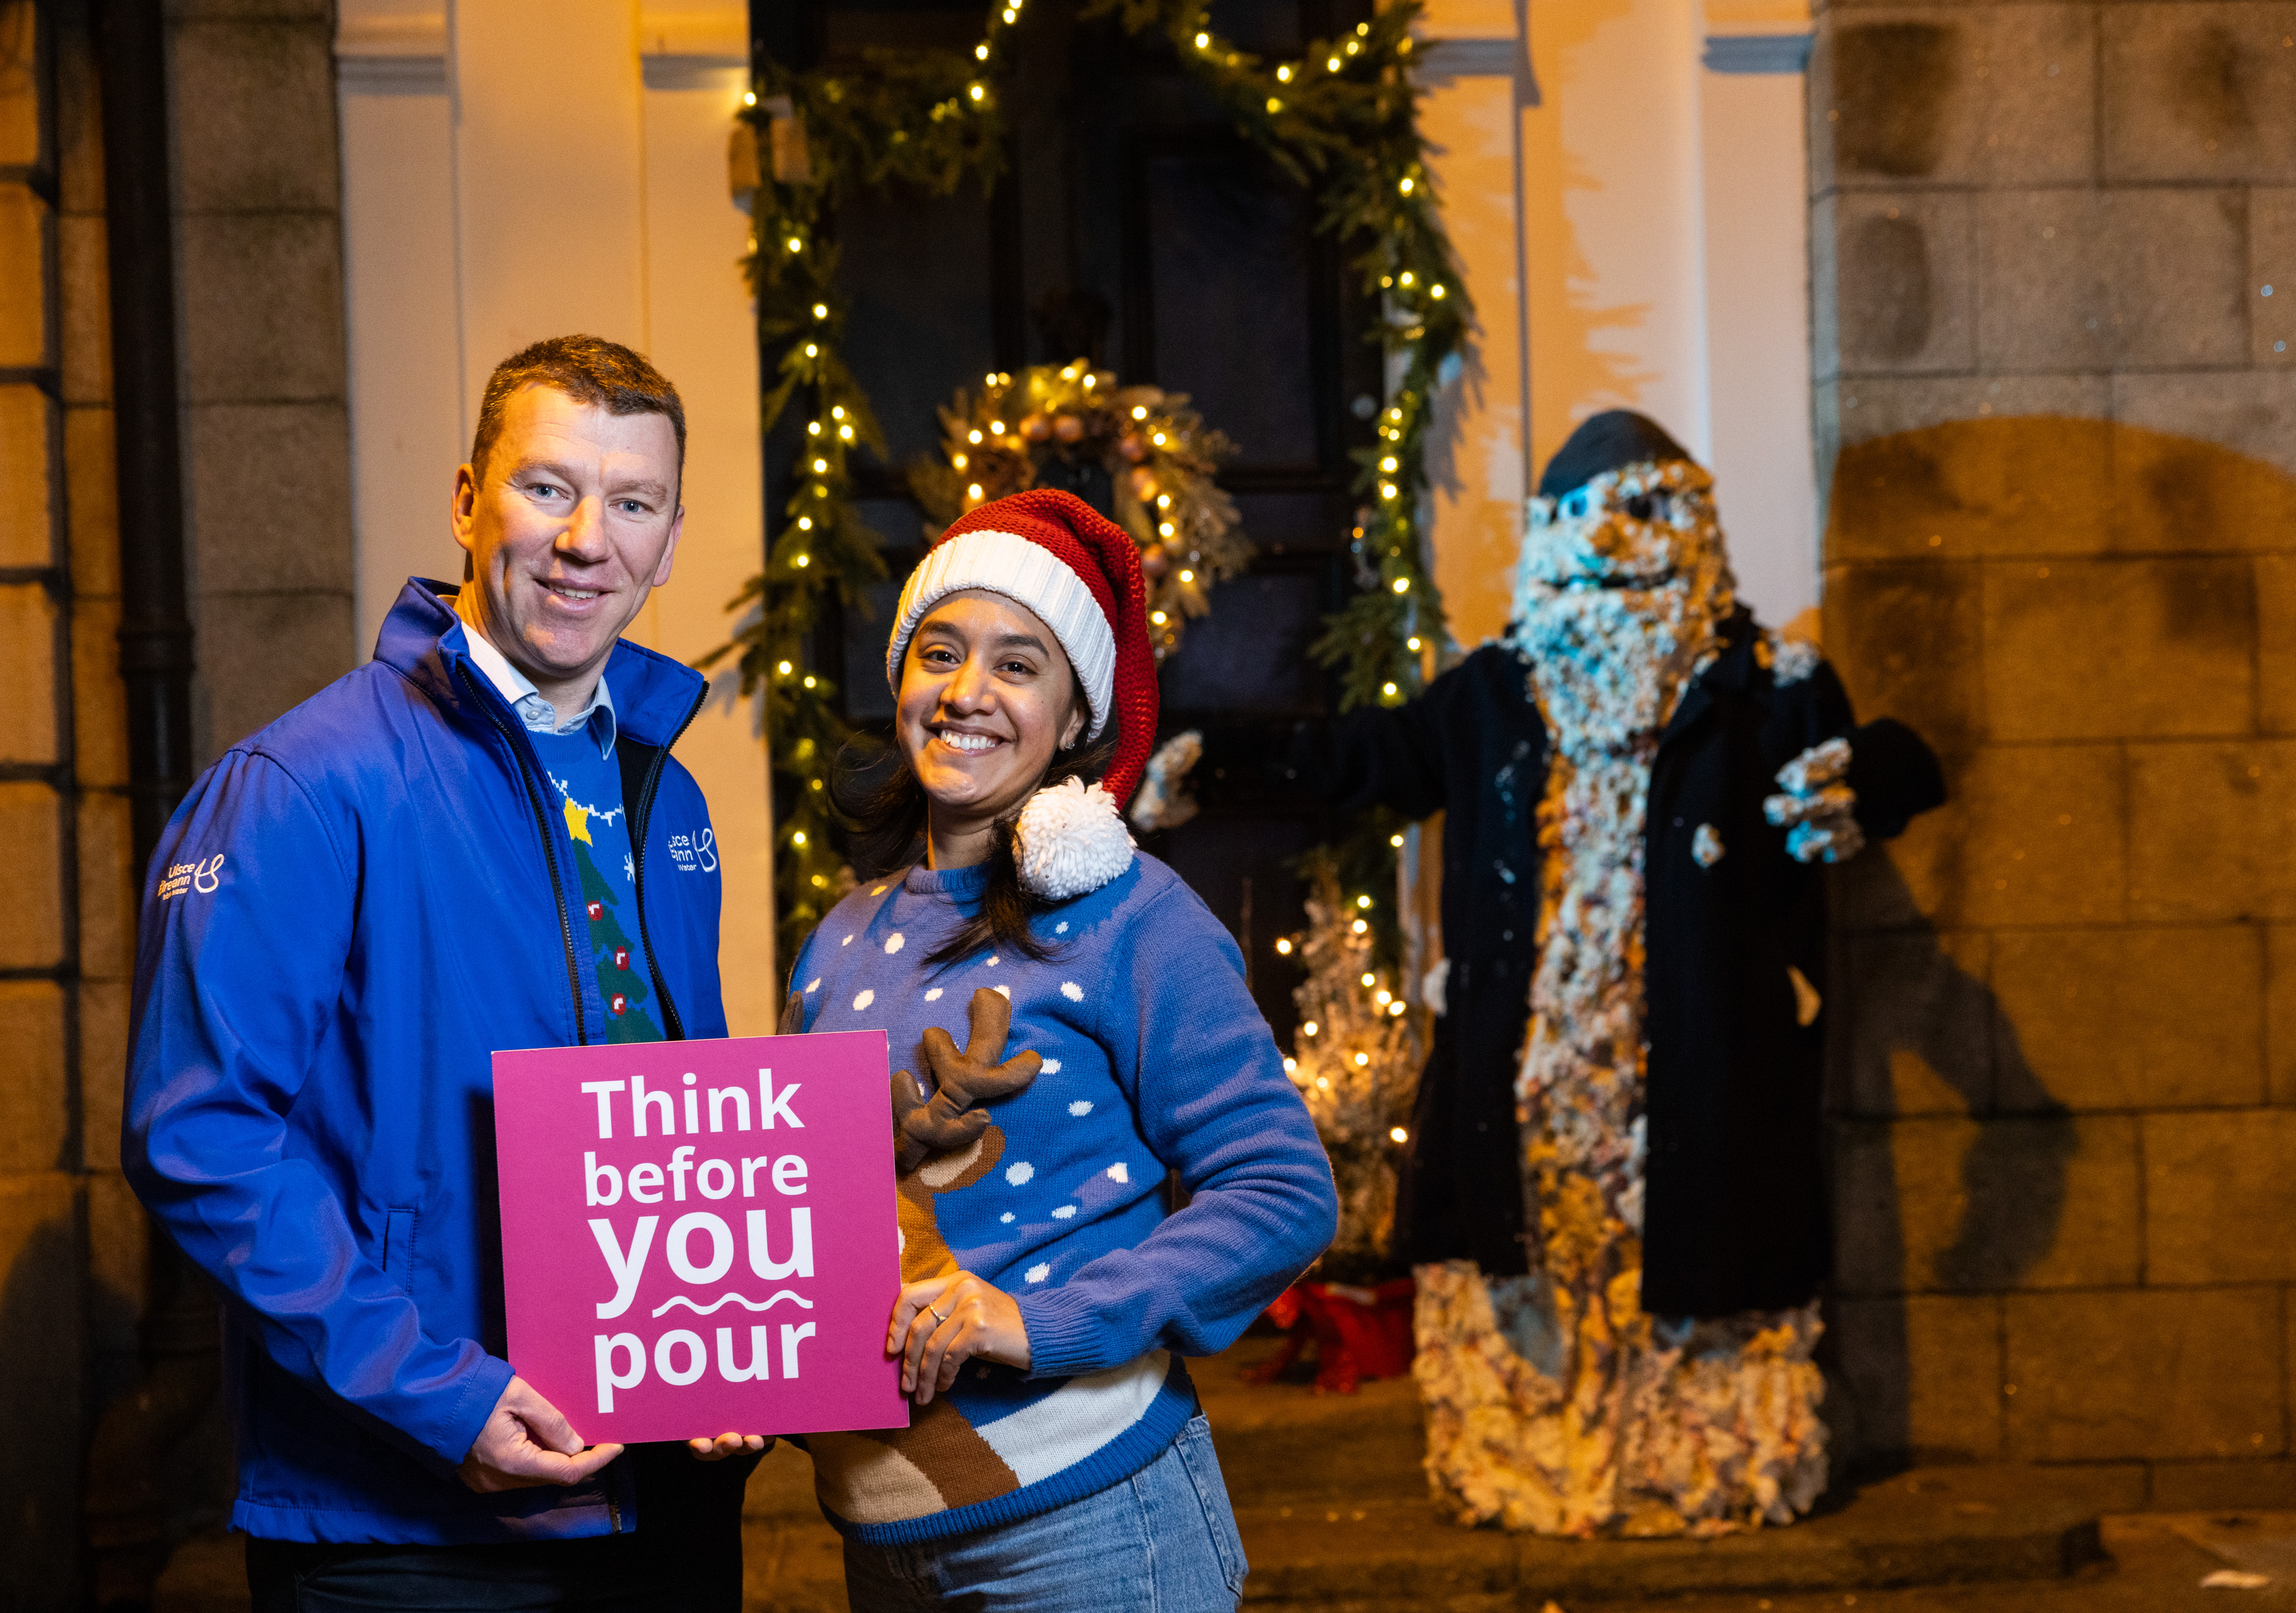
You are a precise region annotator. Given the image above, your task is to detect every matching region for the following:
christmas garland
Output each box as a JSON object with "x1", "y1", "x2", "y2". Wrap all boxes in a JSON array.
[
  {"x1": 908, "y1": 363, "x2": 1249, "y2": 661},
  {"x1": 708, "y1": 0, "x2": 1472, "y2": 958}
]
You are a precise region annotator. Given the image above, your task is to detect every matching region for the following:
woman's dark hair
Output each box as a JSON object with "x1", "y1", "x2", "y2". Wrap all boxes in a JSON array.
[{"x1": 831, "y1": 674, "x2": 1117, "y2": 967}]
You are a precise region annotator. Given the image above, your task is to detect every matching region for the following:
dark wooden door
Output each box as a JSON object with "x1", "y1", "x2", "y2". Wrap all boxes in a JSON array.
[{"x1": 773, "y1": 0, "x2": 1380, "y2": 1040}]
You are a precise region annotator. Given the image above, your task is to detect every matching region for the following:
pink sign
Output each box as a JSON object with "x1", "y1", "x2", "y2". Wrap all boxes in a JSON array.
[{"x1": 493, "y1": 1030, "x2": 909, "y2": 1443}]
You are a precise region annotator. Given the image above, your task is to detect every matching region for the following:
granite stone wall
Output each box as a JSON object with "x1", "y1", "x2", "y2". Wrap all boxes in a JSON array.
[
  {"x1": 1812, "y1": 0, "x2": 2296, "y2": 1505},
  {"x1": 0, "y1": 0, "x2": 352, "y2": 1600}
]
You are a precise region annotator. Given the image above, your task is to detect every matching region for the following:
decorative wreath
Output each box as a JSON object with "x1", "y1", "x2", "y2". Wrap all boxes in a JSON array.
[{"x1": 908, "y1": 361, "x2": 1252, "y2": 661}]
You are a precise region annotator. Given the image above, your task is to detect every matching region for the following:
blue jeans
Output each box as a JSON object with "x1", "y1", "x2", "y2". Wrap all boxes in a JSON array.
[{"x1": 841, "y1": 1412, "x2": 1248, "y2": 1612}]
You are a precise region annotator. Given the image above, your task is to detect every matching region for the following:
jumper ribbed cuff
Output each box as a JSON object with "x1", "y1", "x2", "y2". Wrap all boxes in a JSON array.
[{"x1": 1017, "y1": 1290, "x2": 1121, "y2": 1380}]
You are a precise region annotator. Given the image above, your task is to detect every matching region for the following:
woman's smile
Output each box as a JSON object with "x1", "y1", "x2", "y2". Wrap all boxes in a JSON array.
[{"x1": 931, "y1": 726, "x2": 1006, "y2": 755}]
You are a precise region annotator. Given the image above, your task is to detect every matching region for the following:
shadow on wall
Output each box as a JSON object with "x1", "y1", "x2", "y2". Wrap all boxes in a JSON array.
[
  {"x1": 1817, "y1": 415, "x2": 2296, "y2": 1475},
  {"x1": 1, "y1": 1200, "x2": 87, "y2": 1611},
  {"x1": 1822, "y1": 851, "x2": 2072, "y2": 1474}
]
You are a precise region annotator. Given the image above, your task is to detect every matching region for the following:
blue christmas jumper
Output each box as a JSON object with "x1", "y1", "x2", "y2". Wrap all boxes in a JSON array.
[{"x1": 787, "y1": 853, "x2": 1337, "y2": 1543}]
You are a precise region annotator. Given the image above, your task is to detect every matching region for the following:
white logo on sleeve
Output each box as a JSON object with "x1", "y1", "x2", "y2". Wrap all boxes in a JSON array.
[
  {"x1": 159, "y1": 853, "x2": 226, "y2": 901},
  {"x1": 666, "y1": 827, "x2": 718, "y2": 874}
]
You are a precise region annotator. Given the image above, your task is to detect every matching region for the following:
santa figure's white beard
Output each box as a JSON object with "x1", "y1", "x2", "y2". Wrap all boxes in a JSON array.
[{"x1": 1515, "y1": 580, "x2": 1713, "y2": 761}]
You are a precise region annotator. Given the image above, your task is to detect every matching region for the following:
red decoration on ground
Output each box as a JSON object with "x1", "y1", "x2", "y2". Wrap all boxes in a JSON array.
[{"x1": 1250, "y1": 1277, "x2": 1416, "y2": 1397}]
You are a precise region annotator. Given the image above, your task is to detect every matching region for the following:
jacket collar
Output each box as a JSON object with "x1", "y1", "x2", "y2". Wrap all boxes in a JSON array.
[
  {"x1": 375, "y1": 577, "x2": 708, "y2": 749},
  {"x1": 1660, "y1": 605, "x2": 1757, "y2": 745}
]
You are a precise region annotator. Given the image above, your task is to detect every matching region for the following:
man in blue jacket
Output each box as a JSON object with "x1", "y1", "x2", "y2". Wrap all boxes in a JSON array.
[{"x1": 124, "y1": 335, "x2": 764, "y2": 1608}]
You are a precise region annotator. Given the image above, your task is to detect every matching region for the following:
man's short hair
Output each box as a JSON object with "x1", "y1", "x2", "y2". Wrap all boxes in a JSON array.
[{"x1": 470, "y1": 335, "x2": 687, "y2": 487}]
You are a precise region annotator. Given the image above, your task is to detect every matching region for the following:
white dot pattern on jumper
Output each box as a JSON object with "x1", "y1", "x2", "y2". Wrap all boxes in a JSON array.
[
  {"x1": 1005, "y1": 1160, "x2": 1035, "y2": 1186},
  {"x1": 1106, "y1": 1162, "x2": 1129, "y2": 1183},
  {"x1": 986, "y1": 955, "x2": 1000, "y2": 968},
  {"x1": 924, "y1": 987, "x2": 944, "y2": 1002},
  {"x1": 853, "y1": 989, "x2": 875, "y2": 1011},
  {"x1": 1068, "y1": 1099, "x2": 1093, "y2": 1116},
  {"x1": 1041, "y1": 1060, "x2": 1062, "y2": 1075},
  {"x1": 1024, "y1": 1263, "x2": 1050, "y2": 1283},
  {"x1": 993, "y1": 985, "x2": 1011, "y2": 1000},
  {"x1": 804, "y1": 978, "x2": 821, "y2": 993},
  {"x1": 842, "y1": 934, "x2": 854, "y2": 946},
  {"x1": 885, "y1": 933, "x2": 906, "y2": 954},
  {"x1": 1052, "y1": 1205, "x2": 1077, "y2": 1220},
  {"x1": 1000, "y1": 1212, "x2": 1015, "y2": 1223},
  {"x1": 1061, "y1": 981, "x2": 1084, "y2": 1002},
  {"x1": 1055, "y1": 922, "x2": 1069, "y2": 934}
]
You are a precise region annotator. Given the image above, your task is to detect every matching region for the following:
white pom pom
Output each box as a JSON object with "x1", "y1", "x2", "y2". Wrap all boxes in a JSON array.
[{"x1": 1013, "y1": 777, "x2": 1135, "y2": 900}]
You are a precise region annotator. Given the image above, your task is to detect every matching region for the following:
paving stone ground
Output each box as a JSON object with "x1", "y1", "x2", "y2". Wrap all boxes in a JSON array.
[{"x1": 149, "y1": 1337, "x2": 2296, "y2": 1610}]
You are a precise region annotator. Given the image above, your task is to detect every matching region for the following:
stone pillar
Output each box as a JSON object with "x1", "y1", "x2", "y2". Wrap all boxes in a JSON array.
[
  {"x1": 1, "y1": 1, "x2": 113, "y2": 1602},
  {"x1": 1814, "y1": 0, "x2": 2296, "y2": 1506},
  {"x1": 171, "y1": 0, "x2": 355, "y2": 762},
  {"x1": 0, "y1": 1, "x2": 353, "y2": 1600}
]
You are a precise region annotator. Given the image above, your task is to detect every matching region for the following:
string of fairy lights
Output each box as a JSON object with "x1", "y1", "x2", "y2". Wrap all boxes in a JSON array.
[{"x1": 708, "y1": 0, "x2": 1473, "y2": 961}]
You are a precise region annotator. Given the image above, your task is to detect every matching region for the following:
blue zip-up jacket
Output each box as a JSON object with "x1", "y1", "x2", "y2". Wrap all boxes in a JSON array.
[{"x1": 123, "y1": 580, "x2": 728, "y2": 1544}]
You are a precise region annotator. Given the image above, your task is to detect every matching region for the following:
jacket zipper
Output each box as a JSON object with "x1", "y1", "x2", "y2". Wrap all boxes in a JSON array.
[
  {"x1": 630, "y1": 685, "x2": 707, "y2": 1042},
  {"x1": 455, "y1": 662, "x2": 588, "y2": 1046}
]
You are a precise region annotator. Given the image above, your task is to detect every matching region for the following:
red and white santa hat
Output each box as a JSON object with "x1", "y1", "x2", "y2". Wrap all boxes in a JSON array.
[{"x1": 885, "y1": 488, "x2": 1160, "y2": 899}]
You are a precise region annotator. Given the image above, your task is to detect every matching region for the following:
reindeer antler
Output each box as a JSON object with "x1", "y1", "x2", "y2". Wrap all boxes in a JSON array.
[{"x1": 891, "y1": 987, "x2": 1043, "y2": 1174}]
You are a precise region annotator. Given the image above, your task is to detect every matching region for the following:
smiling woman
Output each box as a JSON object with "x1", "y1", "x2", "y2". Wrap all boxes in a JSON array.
[{"x1": 780, "y1": 489, "x2": 1337, "y2": 1612}]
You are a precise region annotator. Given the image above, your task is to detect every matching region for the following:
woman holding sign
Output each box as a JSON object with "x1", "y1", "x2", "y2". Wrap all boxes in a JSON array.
[{"x1": 785, "y1": 489, "x2": 1338, "y2": 1609}]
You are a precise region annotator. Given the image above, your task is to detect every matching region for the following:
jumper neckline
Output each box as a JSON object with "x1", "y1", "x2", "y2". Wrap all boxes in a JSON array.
[{"x1": 904, "y1": 860, "x2": 993, "y2": 897}]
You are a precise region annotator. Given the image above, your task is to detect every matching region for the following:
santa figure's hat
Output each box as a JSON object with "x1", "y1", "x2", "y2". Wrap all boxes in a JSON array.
[{"x1": 884, "y1": 489, "x2": 1158, "y2": 900}]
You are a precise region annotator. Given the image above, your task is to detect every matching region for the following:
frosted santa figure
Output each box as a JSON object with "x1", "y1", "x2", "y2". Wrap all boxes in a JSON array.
[{"x1": 1289, "y1": 411, "x2": 1944, "y2": 1536}]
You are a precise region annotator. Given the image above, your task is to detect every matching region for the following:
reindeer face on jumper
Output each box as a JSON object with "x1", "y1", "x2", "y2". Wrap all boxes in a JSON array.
[{"x1": 890, "y1": 987, "x2": 1042, "y2": 1281}]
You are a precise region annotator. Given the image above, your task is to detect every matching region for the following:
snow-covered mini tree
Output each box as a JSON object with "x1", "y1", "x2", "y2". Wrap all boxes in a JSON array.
[{"x1": 1281, "y1": 856, "x2": 1420, "y2": 1282}]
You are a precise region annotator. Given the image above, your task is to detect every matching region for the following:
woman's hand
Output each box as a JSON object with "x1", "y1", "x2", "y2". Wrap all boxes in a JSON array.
[
  {"x1": 888, "y1": 1272, "x2": 1032, "y2": 1404},
  {"x1": 686, "y1": 1431, "x2": 771, "y2": 1461}
]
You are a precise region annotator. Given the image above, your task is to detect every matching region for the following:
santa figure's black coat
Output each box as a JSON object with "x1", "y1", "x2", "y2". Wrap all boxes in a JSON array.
[{"x1": 1288, "y1": 608, "x2": 1943, "y2": 1318}]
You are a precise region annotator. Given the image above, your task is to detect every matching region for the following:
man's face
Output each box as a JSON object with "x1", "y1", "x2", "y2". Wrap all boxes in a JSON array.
[{"x1": 451, "y1": 384, "x2": 684, "y2": 695}]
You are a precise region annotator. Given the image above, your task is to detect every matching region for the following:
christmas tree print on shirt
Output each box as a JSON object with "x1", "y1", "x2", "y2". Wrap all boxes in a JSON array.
[{"x1": 554, "y1": 773, "x2": 662, "y2": 1044}]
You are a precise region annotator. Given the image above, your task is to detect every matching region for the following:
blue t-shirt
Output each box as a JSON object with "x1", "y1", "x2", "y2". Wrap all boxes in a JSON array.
[{"x1": 529, "y1": 729, "x2": 661, "y2": 1043}]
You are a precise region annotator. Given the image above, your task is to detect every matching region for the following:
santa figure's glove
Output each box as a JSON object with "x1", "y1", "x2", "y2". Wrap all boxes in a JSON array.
[
  {"x1": 1128, "y1": 729, "x2": 1204, "y2": 833},
  {"x1": 891, "y1": 987, "x2": 1043, "y2": 1174},
  {"x1": 1765, "y1": 737, "x2": 1866, "y2": 864}
]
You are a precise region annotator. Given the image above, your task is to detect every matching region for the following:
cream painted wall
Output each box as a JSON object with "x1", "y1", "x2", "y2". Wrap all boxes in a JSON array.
[
  {"x1": 337, "y1": 2, "x2": 780, "y2": 1025},
  {"x1": 1414, "y1": 0, "x2": 1818, "y2": 644},
  {"x1": 1416, "y1": 28, "x2": 1532, "y2": 653},
  {"x1": 1700, "y1": 64, "x2": 1819, "y2": 633},
  {"x1": 1522, "y1": 0, "x2": 1712, "y2": 473}
]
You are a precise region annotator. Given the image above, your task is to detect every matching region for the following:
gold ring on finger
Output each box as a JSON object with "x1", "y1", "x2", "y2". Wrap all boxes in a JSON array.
[{"x1": 928, "y1": 1303, "x2": 949, "y2": 1324}]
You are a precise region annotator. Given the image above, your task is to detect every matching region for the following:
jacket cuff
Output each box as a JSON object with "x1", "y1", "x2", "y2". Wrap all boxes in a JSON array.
[{"x1": 428, "y1": 1353, "x2": 518, "y2": 1469}]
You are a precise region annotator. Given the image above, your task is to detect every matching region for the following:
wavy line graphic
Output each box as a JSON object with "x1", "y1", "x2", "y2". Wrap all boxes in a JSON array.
[{"x1": 649, "y1": 1290, "x2": 813, "y2": 1318}]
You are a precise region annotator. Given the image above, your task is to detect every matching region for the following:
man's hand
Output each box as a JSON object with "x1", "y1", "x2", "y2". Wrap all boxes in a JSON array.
[
  {"x1": 459, "y1": 1375, "x2": 623, "y2": 1493},
  {"x1": 889, "y1": 1272, "x2": 1031, "y2": 1405},
  {"x1": 686, "y1": 1431, "x2": 771, "y2": 1461}
]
